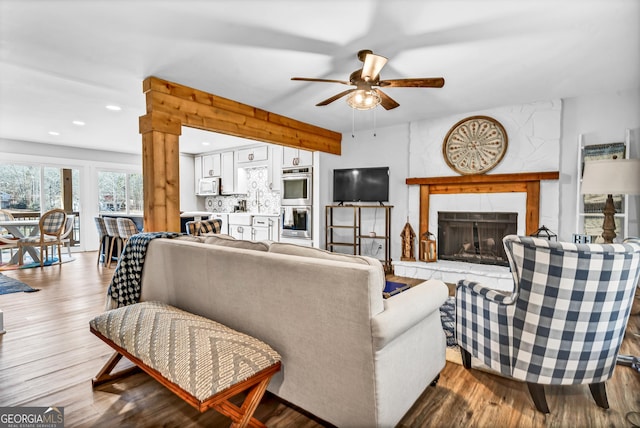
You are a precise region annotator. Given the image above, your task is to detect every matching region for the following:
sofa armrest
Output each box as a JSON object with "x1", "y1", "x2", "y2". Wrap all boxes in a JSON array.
[{"x1": 371, "y1": 279, "x2": 448, "y2": 350}]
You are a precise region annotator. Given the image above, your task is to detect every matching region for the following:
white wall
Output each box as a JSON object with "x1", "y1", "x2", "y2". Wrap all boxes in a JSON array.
[
  {"x1": 318, "y1": 124, "x2": 410, "y2": 261},
  {"x1": 180, "y1": 153, "x2": 199, "y2": 212}
]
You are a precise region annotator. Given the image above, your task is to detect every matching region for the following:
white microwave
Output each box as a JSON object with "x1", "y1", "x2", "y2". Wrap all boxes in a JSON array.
[{"x1": 197, "y1": 177, "x2": 220, "y2": 195}]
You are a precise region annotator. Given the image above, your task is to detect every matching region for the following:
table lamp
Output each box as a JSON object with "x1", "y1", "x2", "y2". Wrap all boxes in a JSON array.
[{"x1": 581, "y1": 158, "x2": 640, "y2": 243}]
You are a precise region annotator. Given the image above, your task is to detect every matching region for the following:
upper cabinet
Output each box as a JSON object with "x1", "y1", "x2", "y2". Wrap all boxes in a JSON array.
[
  {"x1": 269, "y1": 145, "x2": 283, "y2": 192},
  {"x1": 236, "y1": 146, "x2": 268, "y2": 165},
  {"x1": 282, "y1": 147, "x2": 313, "y2": 168},
  {"x1": 220, "y1": 152, "x2": 247, "y2": 195},
  {"x1": 202, "y1": 153, "x2": 221, "y2": 177}
]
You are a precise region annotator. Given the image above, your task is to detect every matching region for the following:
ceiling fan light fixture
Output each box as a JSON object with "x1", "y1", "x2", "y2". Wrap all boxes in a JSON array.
[{"x1": 346, "y1": 89, "x2": 381, "y2": 110}]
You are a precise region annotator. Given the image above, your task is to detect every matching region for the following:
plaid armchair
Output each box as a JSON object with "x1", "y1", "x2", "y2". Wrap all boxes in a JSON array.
[
  {"x1": 456, "y1": 235, "x2": 640, "y2": 413},
  {"x1": 185, "y1": 218, "x2": 222, "y2": 236}
]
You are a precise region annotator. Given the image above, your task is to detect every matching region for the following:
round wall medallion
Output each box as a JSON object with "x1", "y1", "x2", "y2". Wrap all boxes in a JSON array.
[{"x1": 442, "y1": 115, "x2": 508, "y2": 175}]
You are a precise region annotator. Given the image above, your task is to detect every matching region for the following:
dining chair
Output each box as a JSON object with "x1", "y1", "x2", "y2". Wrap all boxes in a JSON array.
[
  {"x1": 0, "y1": 209, "x2": 14, "y2": 222},
  {"x1": 57, "y1": 215, "x2": 75, "y2": 259},
  {"x1": 17, "y1": 208, "x2": 67, "y2": 267},
  {"x1": 116, "y1": 217, "x2": 139, "y2": 249},
  {"x1": 103, "y1": 217, "x2": 123, "y2": 268},
  {"x1": 0, "y1": 236, "x2": 19, "y2": 264},
  {"x1": 94, "y1": 217, "x2": 109, "y2": 266},
  {"x1": 0, "y1": 210, "x2": 17, "y2": 263}
]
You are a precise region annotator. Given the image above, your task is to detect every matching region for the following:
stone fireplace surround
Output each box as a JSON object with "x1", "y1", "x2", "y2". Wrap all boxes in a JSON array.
[{"x1": 394, "y1": 172, "x2": 559, "y2": 291}]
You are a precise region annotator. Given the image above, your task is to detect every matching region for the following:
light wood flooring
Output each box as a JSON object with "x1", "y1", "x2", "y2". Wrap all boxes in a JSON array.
[{"x1": 0, "y1": 252, "x2": 638, "y2": 427}]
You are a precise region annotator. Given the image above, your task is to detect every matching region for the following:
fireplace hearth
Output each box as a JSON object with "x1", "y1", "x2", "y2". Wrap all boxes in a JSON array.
[{"x1": 437, "y1": 212, "x2": 517, "y2": 266}]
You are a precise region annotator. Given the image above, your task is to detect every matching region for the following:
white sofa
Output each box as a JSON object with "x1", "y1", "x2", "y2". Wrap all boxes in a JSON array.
[{"x1": 138, "y1": 236, "x2": 449, "y2": 427}]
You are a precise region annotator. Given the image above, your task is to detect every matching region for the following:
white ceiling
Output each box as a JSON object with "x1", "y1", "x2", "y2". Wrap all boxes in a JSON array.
[{"x1": 0, "y1": 0, "x2": 638, "y2": 155}]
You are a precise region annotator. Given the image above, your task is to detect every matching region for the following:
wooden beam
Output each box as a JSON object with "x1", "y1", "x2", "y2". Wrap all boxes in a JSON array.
[
  {"x1": 140, "y1": 76, "x2": 343, "y2": 232},
  {"x1": 406, "y1": 171, "x2": 559, "y2": 186},
  {"x1": 143, "y1": 77, "x2": 342, "y2": 154}
]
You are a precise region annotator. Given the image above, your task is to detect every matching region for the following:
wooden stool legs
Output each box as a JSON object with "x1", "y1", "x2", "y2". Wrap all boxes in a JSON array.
[{"x1": 92, "y1": 351, "x2": 280, "y2": 428}]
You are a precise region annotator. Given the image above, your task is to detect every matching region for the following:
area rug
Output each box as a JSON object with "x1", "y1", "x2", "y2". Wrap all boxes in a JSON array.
[
  {"x1": 439, "y1": 296, "x2": 462, "y2": 365},
  {"x1": 0, "y1": 273, "x2": 39, "y2": 294},
  {"x1": 0, "y1": 254, "x2": 75, "y2": 271}
]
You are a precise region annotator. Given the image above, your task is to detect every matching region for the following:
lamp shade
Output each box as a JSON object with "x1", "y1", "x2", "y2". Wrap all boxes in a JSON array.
[
  {"x1": 346, "y1": 89, "x2": 381, "y2": 110},
  {"x1": 581, "y1": 158, "x2": 640, "y2": 195}
]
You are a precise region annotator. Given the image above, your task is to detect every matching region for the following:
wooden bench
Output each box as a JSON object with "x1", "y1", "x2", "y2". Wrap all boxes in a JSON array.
[{"x1": 89, "y1": 301, "x2": 281, "y2": 428}]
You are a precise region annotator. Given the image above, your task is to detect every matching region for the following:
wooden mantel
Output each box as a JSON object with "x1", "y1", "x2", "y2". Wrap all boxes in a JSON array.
[
  {"x1": 139, "y1": 76, "x2": 342, "y2": 232},
  {"x1": 406, "y1": 171, "x2": 560, "y2": 257}
]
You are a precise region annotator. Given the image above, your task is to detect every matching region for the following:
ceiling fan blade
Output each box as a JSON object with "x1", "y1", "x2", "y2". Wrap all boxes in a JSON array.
[
  {"x1": 361, "y1": 53, "x2": 388, "y2": 81},
  {"x1": 316, "y1": 89, "x2": 356, "y2": 106},
  {"x1": 291, "y1": 77, "x2": 350, "y2": 85},
  {"x1": 375, "y1": 89, "x2": 400, "y2": 110},
  {"x1": 379, "y1": 78, "x2": 445, "y2": 88}
]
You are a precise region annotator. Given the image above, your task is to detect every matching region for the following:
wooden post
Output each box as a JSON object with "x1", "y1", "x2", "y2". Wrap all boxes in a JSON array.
[{"x1": 140, "y1": 76, "x2": 342, "y2": 232}]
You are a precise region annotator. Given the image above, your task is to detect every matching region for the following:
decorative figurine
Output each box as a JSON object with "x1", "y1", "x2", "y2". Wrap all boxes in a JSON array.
[{"x1": 401, "y1": 220, "x2": 416, "y2": 261}]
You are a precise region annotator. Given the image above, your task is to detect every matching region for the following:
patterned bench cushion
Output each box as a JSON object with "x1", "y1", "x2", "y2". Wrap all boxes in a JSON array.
[{"x1": 89, "y1": 301, "x2": 281, "y2": 401}]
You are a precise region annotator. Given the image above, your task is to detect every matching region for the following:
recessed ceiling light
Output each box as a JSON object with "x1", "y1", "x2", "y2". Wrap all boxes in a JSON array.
[
  {"x1": 72, "y1": 120, "x2": 85, "y2": 126},
  {"x1": 105, "y1": 105, "x2": 122, "y2": 111},
  {"x1": 48, "y1": 131, "x2": 60, "y2": 136},
  {"x1": 202, "y1": 142, "x2": 211, "y2": 146}
]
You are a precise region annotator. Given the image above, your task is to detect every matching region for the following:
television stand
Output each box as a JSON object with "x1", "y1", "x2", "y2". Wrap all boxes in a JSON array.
[{"x1": 325, "y1": 204, "x2": 393, "y2": 273}]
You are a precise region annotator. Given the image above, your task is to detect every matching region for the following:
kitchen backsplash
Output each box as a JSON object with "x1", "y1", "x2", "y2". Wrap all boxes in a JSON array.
[{"x1": 205, "y1": 166, "x2": 280, "y2": 214}]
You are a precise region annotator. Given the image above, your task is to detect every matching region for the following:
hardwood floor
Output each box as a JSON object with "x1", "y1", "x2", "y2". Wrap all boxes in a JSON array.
[{"x1": 0, "y1": 252, "x2": 638, "y2": 427}]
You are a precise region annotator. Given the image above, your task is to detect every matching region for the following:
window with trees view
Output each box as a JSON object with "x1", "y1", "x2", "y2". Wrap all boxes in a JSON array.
[
  {"x1": 98, "y1": 171, "x2": 143, "y2": 214},
  {"x1": 0, "y1": 164, "x2": 79, "y2": 213}
]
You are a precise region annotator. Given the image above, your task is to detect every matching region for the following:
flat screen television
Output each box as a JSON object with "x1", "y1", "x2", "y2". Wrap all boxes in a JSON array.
[{"x1": 333, "y1": 167, "x2": 389, "y2": 204}]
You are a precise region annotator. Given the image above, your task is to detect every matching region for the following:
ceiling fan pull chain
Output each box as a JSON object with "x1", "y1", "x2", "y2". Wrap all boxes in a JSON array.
[
  {"x1": 351, "y1": 107, "x2": 356, "y2": 138},
  {"x1": 373, "y1": 108, "x2": 377, "y2": 137}
]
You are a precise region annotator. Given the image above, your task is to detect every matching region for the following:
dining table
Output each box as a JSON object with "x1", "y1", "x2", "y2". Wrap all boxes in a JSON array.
[{"x1": 0, "y1": 219, "x2": 41, "y2": 264}]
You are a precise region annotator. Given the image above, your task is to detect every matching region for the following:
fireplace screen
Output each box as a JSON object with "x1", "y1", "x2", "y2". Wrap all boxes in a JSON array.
[{"x1": 437, "y1": 212, "x2": 517, "y2": 266}]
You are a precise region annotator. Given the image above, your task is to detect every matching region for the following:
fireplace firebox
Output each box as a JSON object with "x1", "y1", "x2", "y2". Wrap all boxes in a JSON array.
[{"x1": 437, "y1": 212, "x2": 517, "y2": 266}]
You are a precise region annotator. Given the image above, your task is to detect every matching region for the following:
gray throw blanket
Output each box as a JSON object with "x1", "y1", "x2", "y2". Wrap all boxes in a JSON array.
[{"x1": 105, "y1": 232, "x2": 179, "y2": 310}]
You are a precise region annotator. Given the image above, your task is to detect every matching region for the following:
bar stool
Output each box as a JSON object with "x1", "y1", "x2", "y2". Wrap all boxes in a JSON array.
[
  {"x1": 103, "y1": 217, "x2": 122, "y2": 268},
  {"x1": 116, "y1": 217, "x2": 139, "y2": 249},
  {"x1": 94, "y1": 217, "x2": 109, "y2": 266}
]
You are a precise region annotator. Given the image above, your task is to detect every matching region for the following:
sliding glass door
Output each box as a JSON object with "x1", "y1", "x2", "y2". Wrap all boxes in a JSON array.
[{"x1": 0, "y1": 163, "x2": 81, "y2": 251}]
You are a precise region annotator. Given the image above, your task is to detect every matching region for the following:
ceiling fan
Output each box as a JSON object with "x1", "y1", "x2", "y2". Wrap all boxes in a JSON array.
[{"x1": 291, "y1": 49, "x2": 445, "y2": 110}]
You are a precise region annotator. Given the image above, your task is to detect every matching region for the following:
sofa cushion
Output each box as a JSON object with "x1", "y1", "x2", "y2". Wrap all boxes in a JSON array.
[
  {"x1": 269, "y1": 242, "x2": 376, "y2": 266},
  {"x1": 175, "y1": 235, "x2": 206, "y2": 243},
  {"x1": 203, "y1": 234, "x2": 271, "y2": 251}
]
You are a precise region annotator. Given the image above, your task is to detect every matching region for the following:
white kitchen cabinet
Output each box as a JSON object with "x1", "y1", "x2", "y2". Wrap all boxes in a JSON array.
[
  {"x1": 236, "y1": 146, "x2": 268, "y2": 164},
  {"x1": 282, "y1": 147, "x2": 313, "y2": 168},
  {"x1": 228, "y1": 213, "x2": 253, "y2": 240},
  {"x1": 220, "y1": 151, "x2": 236, "y2": 195},
  {"x1": 194, "y1": 155, "x2": 203, "y2": 193},
  {"x1": 229, "y1": 224, "x2": 252, "y2": 240},
  {"x1": 202, "y1": 153, "x2": 221, "y2": 177},
  {"x1": 269, "y1": 145, "x2": 283, "y2": 192},
  {"x1": 251, "y1": 215, "x2": 279, "y2": 241}
]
